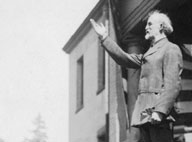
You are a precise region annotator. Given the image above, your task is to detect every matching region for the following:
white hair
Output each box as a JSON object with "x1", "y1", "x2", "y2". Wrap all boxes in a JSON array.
[{"x1": 148, "y1": 10, "x2": 173, "y2": 35}]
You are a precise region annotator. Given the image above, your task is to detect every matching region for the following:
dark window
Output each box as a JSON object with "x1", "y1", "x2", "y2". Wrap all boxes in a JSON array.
[
  {"x1": 181, "y1": 69, "x2": 192, "y2": 79},
  {"x1": 97, "y1": 114, "x2": 109, "y2": 142},
  {"x1": 76, "y1": 56, "x2": 84, "y2": 113},
  {"x1": 177, "y1": 91, "x2": 192, "y2": 102},
  {"x1": 97, "y1": 43, "x2": 105, "y2": 94}
]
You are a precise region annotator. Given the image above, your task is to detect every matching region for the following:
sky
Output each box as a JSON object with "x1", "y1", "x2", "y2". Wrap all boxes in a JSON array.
[
  {"x1": 1, "y1": 1, "x2": 192, "y2": 142},
  {"x1": 0, "y1": 0, "x2": 98, "y2": 142}
]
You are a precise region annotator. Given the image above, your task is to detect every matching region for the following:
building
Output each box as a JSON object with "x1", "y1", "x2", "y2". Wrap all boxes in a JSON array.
[
  {"x1": 64, "y1": 1, "x2": 109, "y2": 142},
  {"x1": 63, "y1": 0, "x2": 192, "y2": 142}
]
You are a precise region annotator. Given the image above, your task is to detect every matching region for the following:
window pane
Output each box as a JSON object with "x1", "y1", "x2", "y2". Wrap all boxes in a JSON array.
[
  {"x1": 97, "y1": 43, "x2": 105, "y2": 94},
  {"x1": 76, "y1": 56, "x2": 84, "y2": 112}
]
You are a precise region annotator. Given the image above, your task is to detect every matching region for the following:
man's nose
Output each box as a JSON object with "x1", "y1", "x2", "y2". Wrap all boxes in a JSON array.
[{"x1": 145, "y1": 25, "x2": 148, "y2": 30}]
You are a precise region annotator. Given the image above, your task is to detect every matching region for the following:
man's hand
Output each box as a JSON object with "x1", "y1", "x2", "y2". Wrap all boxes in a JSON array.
[
  {"x1": 150, "y1": 112, "x2": 164, "y2": 124},
  {"x1": 90, "y1": 19, "x2": 108, "y2": 40}
]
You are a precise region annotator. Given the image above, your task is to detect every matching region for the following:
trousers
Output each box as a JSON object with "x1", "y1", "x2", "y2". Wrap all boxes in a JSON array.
[{"x1": 140, "y1": 121, "x2": 173, "y2": 142}]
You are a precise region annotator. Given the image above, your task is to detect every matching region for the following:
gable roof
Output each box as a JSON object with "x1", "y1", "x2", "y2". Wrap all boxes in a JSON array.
[{"x1": 63, "y1": 0, "x2": 106, "y2": 54}]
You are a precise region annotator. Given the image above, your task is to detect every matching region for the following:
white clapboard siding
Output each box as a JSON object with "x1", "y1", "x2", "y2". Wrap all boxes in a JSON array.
[
  {"x1": 183, "y1": 60, "x2": 192, "y2": 70},
  {"x1": 181, "y1": 79, "x2": 192, "y2": 90},
  {"x1": 174, "y1": 125, "x2": 192, "y2": 134},
  {"x1": 176, "y1": 101, "x2": 192, "y2": 114}
]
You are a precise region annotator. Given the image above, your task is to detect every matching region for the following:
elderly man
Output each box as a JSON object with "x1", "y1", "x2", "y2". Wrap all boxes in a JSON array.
[{"x1": 90, "y1": 10, "x2": 183, "y2": 142}]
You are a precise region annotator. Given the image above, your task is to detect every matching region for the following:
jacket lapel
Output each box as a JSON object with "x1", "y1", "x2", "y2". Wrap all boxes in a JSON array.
[
  {"x1": 143, "y1": 38, "x2": 168, "y2": 58},
  {"x1": 143, "y1": 46, "x2": 159, "y2": 58}
]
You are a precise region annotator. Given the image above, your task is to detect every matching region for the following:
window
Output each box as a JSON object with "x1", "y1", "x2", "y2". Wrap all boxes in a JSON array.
[
  {"x1": 97, "y1": 43, "x2": 105, "y2": 94},
  {"x1": 76, "y1": 56, "x2": 84, "y2": 113},
  {"x1": 97, "y1": 114, "x2": 109, "y2": 142}
]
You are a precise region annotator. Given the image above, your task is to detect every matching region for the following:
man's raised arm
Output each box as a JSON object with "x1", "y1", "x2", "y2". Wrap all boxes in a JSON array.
[{"x1": 90, "y1": 19, "x2": 142, "y2": 69}]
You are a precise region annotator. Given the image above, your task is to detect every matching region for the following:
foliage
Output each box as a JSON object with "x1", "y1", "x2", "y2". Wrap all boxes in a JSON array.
[{"x1": 23, "y1": 114, "x2": 48, "y2": 142}]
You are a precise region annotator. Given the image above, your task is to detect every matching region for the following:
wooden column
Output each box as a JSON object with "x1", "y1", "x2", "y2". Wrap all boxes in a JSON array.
[
  {"x1": 108, "y1": 1, "x2": 128, "y2": 142},
  {"x1": 108, "y1": 5, "x2": 120, "y2": 142},
  {"x1": 123, "y1": 34, "x2": 143, "y2": 142}
]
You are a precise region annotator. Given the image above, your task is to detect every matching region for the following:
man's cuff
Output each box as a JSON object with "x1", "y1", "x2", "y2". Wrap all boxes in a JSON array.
[
  {"x1": 153, "y1": 111, "x2": 166, "y2": 118},
  {"x1": 155, "y1": 106, "x2": 171, "y2": 115},
  {"x1": 99, "y1": 33, "x2": 108, "y2": 42}
]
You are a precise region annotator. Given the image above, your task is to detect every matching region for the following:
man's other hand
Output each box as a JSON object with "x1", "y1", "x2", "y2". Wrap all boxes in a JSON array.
[{"x1": 150, "y1": 112, "x2": 163, "y2": 124}]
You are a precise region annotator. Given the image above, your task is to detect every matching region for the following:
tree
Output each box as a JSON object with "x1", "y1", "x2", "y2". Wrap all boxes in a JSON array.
[
  {"x1": 0, "y1": 138, "x2": 5, "y2": 142},
  {"x1": 23, "y1": 114, "x2": 48, "y2": 142}
]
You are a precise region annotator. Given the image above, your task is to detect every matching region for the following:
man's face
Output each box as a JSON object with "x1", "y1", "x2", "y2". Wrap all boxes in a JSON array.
[{"x1": 145, "y1": 15, "x2": 162, "y2": 41}]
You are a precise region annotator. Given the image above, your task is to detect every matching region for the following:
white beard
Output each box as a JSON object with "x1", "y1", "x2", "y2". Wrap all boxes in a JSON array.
[
  {"x1": 145, "y1": 33, "x2": 150, "y2": 40},
  {"x1": 145, "y1": 33, "x2": 154, "y2": 41}
]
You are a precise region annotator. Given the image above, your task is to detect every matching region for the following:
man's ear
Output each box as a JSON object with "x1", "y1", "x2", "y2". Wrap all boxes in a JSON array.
[{"x1": 160, "y1": 23, "x2": 164, "y2": 33}]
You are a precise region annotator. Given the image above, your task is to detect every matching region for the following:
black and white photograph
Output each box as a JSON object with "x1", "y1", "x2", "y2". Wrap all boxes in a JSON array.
[{"x1": 1, "y1": 0, "x2": 192, "y2": 142}]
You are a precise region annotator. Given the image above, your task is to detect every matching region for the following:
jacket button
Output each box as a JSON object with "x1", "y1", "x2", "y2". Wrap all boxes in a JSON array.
[{"x1": 154, "y1": 92, "x2": 159, "y2": 95}]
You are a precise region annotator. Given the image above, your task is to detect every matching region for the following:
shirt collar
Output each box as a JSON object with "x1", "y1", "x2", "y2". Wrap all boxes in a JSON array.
[{"x1": 150, "y1": 37, "x2": 167, "y2": 48}]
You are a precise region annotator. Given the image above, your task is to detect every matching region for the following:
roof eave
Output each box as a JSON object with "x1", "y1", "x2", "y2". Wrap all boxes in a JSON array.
[{"x1": 63, "y1": 0, "x2": 107, "y2": 54}]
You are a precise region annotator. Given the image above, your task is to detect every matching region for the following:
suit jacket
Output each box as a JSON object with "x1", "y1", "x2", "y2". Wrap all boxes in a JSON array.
[{"x1": 102, "y1": 37, "x2": 183, "y2": 126}]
